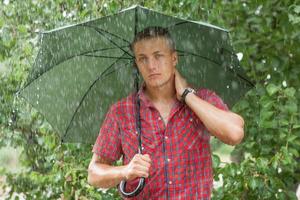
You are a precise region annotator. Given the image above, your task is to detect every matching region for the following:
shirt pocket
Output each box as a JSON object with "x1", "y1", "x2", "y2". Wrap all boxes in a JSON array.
[
  {"x1": 176, "y1": 113, "x2": 203, "y2": 152},
  {"x1": 121, "y1": 125, "x2": 158, "y2": 164}
]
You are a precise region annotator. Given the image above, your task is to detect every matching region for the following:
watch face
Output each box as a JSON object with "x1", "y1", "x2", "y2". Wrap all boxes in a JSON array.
[{"x1": 188, "y1": 88, "x2": 195, "y2": 93}]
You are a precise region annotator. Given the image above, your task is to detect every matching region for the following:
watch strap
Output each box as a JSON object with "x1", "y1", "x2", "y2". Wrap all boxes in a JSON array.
[{"x1": 181, "y1": 88, "x2": 196, "y2": 103}]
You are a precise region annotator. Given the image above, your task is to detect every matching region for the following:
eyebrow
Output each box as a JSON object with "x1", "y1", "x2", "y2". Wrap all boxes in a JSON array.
[{"x1": 136, "y1": 51, "x2": 162, "y2": 57}]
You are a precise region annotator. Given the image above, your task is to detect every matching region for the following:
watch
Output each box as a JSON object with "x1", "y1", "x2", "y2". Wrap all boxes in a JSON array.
[{"x1": 181, "y1": 88, "x2": 196, "y2": 103}]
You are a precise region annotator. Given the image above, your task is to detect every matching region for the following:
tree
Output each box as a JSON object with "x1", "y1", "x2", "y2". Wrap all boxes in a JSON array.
[{"x1": 0, "y1": 0, "x2": 299, "y2": 199}]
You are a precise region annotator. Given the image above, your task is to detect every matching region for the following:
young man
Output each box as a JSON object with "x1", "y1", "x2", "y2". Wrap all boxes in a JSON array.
[{"x1": 88, "y1": 27, "x2": 244, "y2": 199}]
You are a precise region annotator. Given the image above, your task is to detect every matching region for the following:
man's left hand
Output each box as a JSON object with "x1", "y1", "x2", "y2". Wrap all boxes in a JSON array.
[{"x1": 174, "y1": 69, "x2": 188, "y2": 101}]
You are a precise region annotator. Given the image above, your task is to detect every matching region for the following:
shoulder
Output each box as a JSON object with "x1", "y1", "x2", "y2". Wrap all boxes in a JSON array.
[
  {"x1": 196, "y1": 88, "x2": 229, "y2": 111},
  {"x1": 196, "y1": 88, "x2": 217, "y2": 99},
  {"x1": 108, "y1": 92, "x2": 136, "y2": 115}
]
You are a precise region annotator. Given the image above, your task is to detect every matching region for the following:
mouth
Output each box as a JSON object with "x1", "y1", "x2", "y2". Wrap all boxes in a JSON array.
[{"x1": 148, "y1": 73, "x2": 161, "y2": 78}]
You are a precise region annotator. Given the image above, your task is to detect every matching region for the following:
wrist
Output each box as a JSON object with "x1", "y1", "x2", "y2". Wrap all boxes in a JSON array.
[
  {"x1": 119, "y1": 165, "x2": 128, "y2": 181},
  {"x1": 181, "y1": 88, "x2": 196, "y2": 103}
]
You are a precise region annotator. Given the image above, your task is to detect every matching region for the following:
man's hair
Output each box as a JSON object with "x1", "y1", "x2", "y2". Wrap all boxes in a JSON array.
[{"x1": 130, "y1": 26, "x2": 176, "y2": 52}]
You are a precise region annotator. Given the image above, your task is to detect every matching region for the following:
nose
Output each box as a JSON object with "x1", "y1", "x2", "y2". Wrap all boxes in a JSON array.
[{"x1": 147, "y1": 57, "x2": 158, "y2": 71}]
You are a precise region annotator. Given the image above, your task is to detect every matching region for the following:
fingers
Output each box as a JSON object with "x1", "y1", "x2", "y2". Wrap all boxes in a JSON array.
[
  {"x1": 133, "y1": 154, "x2": 151, "y2": 169},
  {"x1": 124, "y1": 154, "x2": 152, "y2": 181},
  {"x1": 140, "y1": 154, "x2": 152, "y2": 164}
]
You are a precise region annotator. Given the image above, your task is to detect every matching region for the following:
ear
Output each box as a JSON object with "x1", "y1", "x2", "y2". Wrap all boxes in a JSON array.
[{"x1": 172, "y1": 51, "x2": 178, "y2": 66}]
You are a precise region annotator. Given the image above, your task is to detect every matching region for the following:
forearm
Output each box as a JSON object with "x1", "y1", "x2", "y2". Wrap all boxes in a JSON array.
[
  {"x1": 185, "y1": 93, "x2": 244, "y2": 145},
  {"x1": 88, "y1": 163, "x2": 126, "y2": 189}
]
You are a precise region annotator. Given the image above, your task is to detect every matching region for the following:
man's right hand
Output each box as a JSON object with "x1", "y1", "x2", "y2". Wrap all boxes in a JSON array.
[{"x1": 122, "y1": 154, "x2": 152, "y2": 181}]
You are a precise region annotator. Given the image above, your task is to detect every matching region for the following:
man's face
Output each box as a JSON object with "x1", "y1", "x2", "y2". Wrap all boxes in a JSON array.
[{"x1": 133, "y1": 37, "x2": 178, "y2": 89}]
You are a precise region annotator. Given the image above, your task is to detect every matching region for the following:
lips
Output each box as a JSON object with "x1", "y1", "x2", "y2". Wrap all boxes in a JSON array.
[{"x1": 148, "y1": 73, "x2": 161, "y2": 78}]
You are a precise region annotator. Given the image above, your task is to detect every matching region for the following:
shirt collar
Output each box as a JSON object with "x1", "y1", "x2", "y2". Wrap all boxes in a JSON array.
[
  {"x1": 137, "y1": 82, "x2": 184, "y2": 110},
  {"x1": 137, "y1": 82, "x2": 154, "y2": 108}
]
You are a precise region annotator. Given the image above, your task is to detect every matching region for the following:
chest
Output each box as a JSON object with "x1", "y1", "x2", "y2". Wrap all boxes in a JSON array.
[{"x1": 119, "y1": 106, "x2": 208, "y2": 164}]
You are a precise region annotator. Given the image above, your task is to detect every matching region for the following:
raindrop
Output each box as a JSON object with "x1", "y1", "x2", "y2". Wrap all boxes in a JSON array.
[
  {"x1": 231, "y1": 81, "x2": 238, "y2": 90},
  {"x1": 104, "y1": 3, "x2": 108, "y2": 8},
  {"x1": 266, "y1": 74, "x2": 271, "y2": 80},
  {"x1": 226, "y1": 85, "x2": 230, "y2": 89},
  {"x1": 255, "y1": 5, "x2": 263, "y2": 15},
  {"x1": 282, "y1": 80, "x2": 287, "y2": 87},
  {"x1": 274, "y1": 67, "x2": 277, "y2": 71},
  {"x1": 83, "y1": 3, "x2": 87, "y2": 8},
  {"x1": 278, "y1": 167, "x2": 282, "y2": 173},
  {"x1": 36, "y1": 101, "x2": 39, "y2": 105},
  {"x1": 262, "y1": 59, "x2": 266, "y2": 64},
  {"x1": 278, "y1": 189, "x2": 282, "y2": 193},
  {"x1": 243, "y1": 3, "x2": 247, "y2": 7},
  {"x1": 236, "y1": 52, "x2": 243, "y2": 61},
  {"x1": 37, "y1": 87, "x2": 40, "y2": 90},
  {"x1": 4, "y1": 0, "x2": 9, "y2": 5},
  {"x1": 63, "y1": 11, "x2": 67, "y2": 18}
]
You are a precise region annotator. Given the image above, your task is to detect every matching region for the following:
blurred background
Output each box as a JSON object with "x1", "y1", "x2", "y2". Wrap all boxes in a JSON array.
[{"x1": 0, "y1": 0, "x2": 299, "y2": 199}]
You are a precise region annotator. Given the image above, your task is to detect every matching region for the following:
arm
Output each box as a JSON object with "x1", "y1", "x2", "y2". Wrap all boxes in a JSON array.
[
  {"x1": 87, "y1": 154, "x2": 126, "y2": 188},
  {"x1": 87, "y1": 153, "x2": 151, "y2": 189},
  {"x1": 174, "y1": 69, "x2": 244, "y2": 145},
  {"x1": 184, "y1": 92, "x2": 244, "y2": 145}
]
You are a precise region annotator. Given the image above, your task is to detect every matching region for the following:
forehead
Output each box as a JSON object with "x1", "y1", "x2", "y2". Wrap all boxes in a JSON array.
[{"x1": 133, "y1": 37, "x2": 171, "y2": 55}]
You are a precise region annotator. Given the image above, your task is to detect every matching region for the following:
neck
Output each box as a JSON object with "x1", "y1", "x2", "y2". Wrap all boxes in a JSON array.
[{"x1": 144, "y1": 81, "x2": 176, "y2": 105}]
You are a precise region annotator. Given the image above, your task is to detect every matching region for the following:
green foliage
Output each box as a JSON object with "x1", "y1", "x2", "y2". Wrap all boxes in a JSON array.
[{"x1": 0, "y1": 0, "x2": 299, "y2": 199}]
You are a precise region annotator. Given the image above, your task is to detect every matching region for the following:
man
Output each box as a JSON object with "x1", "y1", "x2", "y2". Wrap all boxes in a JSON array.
[{"x1": 88, "y1": 26, "x2": 244, "y2": 199}]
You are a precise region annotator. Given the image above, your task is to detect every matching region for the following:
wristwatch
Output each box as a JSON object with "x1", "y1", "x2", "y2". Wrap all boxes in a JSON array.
[{"x1": 181, "y1": 87, "x2": 196, "y2": 103}]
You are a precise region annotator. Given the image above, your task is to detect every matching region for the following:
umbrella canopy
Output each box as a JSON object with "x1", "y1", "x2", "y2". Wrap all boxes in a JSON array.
[{"x1": 19, "y1": 5, "x2": 253, "y2": 143}]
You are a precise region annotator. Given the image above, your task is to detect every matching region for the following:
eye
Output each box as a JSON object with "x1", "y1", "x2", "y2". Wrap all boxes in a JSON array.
[
  {"x1": 154, "y1": 54, "x2": 163, "y2": 59},
  {"x1": 137, "y1": 57, "x2": 147, "y2": 64}
]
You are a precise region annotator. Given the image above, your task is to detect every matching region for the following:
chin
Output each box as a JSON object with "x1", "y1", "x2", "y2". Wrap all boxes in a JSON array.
[{"x1": 146, "y1": 80, "x2": 168, "y2": 89}]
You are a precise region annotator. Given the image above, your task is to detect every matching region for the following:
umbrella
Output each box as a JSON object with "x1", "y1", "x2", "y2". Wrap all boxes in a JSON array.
[
  {"x1": 18, "y1": 5, "x2": 254, "y2": 198},
  {"x1": 19, "y1": 5, "x2": 253, "y2": 144}
]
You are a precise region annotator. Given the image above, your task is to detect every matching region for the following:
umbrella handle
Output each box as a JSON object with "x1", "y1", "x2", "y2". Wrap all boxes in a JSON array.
[{"x1": 119, "y1": 177, "x2": 145, "y2": 198}]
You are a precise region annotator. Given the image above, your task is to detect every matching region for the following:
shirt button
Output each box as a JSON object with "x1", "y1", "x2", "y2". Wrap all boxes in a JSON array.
[
  {"x1": 165, "y1": 136, "x2": 168, "y2": 140},
  {"x1": 169, "y1": 181, "x2": 172, "y2": 185},
  {"x1": 167, "y1": 158, "x2": 171, "y2": 162}
]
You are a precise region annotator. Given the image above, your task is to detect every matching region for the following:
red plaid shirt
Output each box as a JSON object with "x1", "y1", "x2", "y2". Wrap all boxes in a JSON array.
[{"x1": 93, "y1": 87, "x2": 228, "y2": 199}]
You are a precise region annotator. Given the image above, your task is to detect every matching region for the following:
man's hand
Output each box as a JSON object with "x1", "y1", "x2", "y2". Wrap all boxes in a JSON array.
[
  {"x1": 174, "y1": 69, "x2": 188, "y2": 101},
  {"x1": 122, "y1": 154, "x2": 152, "y2": 181}
]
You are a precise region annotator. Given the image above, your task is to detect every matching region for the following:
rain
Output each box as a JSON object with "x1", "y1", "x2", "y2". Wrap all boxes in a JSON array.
[{"x1": 1, "y1": 1, "x2": 299, "y2": 199}]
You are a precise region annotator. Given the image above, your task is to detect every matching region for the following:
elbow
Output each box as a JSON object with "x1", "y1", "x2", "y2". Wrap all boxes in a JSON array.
[
  {"x1": 228, "y1": 116, "x2": 245, "y2": 145},
  {"x1": 87, "y1": 166, "x2": 110, "y2": 189},
  {"x1": 87, "y1": 167, "x2": 95, "y2": 186},
  {"x1": 229, "y1": 127, "x2": 244, "y2": 145}
]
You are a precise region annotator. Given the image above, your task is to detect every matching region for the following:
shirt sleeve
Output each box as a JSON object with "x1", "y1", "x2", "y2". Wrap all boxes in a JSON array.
[
  {"x1": 197, "y1": 88, "x2": 229, "y2": 111},
  {"x1": 193, "y1": 88, "x2": 229, "y2": 141},
  {"x1": 92, "y1": 105, "x2": 122, "y2": 162}
]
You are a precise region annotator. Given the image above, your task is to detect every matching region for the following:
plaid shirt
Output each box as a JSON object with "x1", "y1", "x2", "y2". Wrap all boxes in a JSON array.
[{"x1": 93, "y1": 87, "x2": 228, "y2": 200}]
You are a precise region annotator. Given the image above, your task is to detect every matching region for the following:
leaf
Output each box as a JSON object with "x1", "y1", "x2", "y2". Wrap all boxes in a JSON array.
[
  {"x1": 284, "y1": 101, "x2": 298, "y2": 114},
  {"x1": 212, "y1": 154, "x2": 221, "y2": 169},
  {"x1": 284, "y1": 87, "x2": 296, "y2": 97},
  {"x1": 292, "y1": 124, "x2": 300, "y2": 129},
  {"x1": 287, "y1": 135, "x2": 298, "y2": 142},
  {"x1": 266, "y1": 84, "x2": 280, "y2": 96},
  {"x1": 249, "y1": 177, "x2": 257, "y2": 190},
  {"x1": 260, "y1": 111, "x2": 274, "y2": 120}
]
